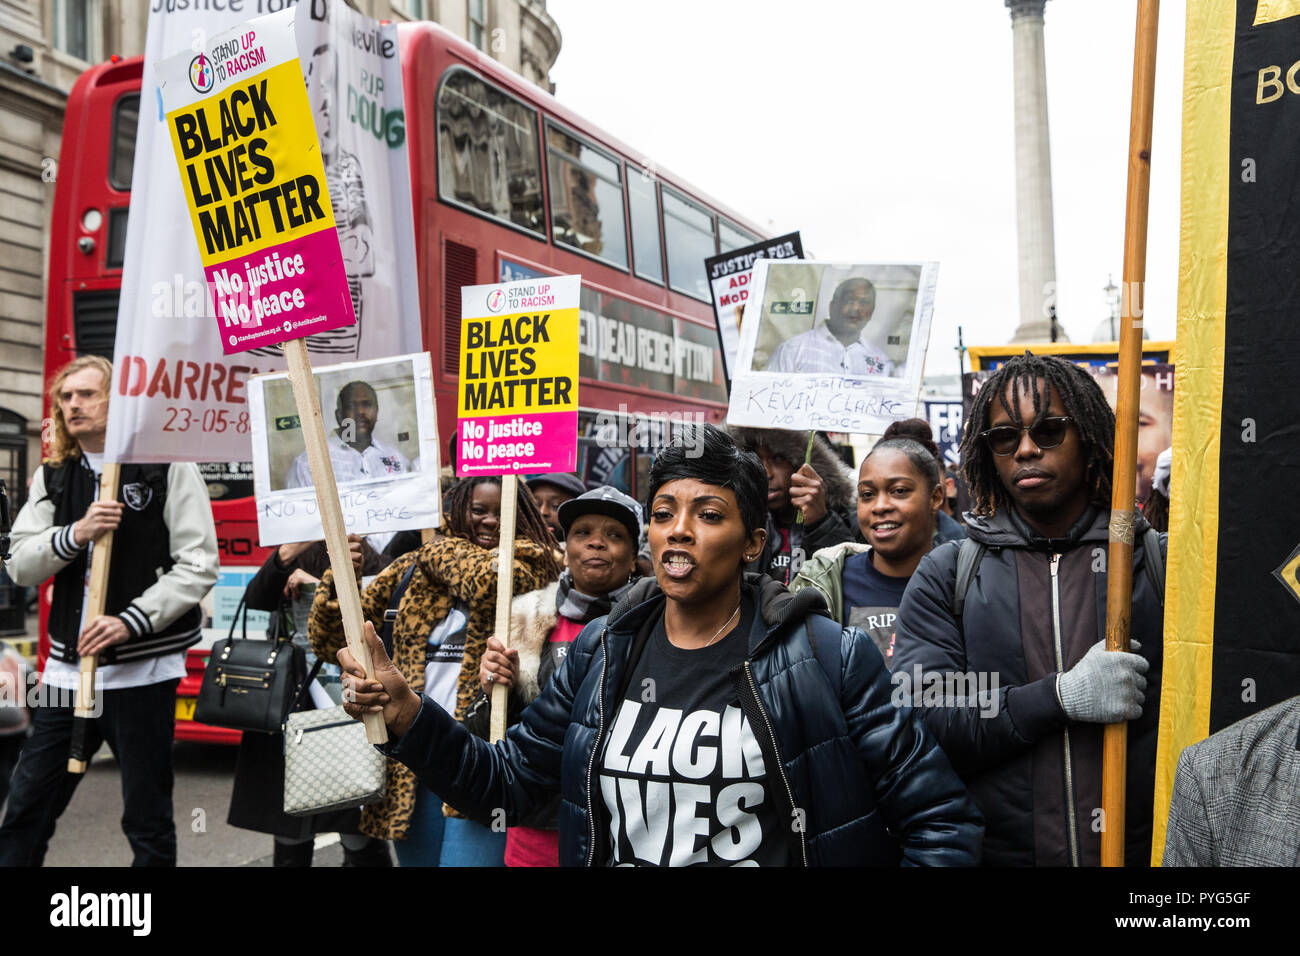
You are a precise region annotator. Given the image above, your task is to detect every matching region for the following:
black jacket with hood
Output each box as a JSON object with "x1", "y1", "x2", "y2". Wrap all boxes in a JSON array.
[
  {"x1": 893, "y1": 505, "x2": 1166, "y2": 867},
  {"x1": 381, "y1": 573, "x2": 984, "y2": 866}
]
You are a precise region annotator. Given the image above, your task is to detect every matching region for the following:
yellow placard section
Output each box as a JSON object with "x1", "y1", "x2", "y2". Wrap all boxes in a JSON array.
[
  {"x1": 967, "y1": 341, "x2": 1176, "y2": 371},
  {"x1": 1151, "y1": 0, "x2": 1234, "y2": 865},
  {"x1": 1254, "y1": 0, "x2": 1300, "y2": 25},
  {"x1": 166, "y1": 58, "x2": 336, "y2": 267},
  {"x1": 1273, "y1": 548, "x2": 1300, "y2": 603},
  {"x1": 457, "y1": 307, "x2": 580, "y2": 417}
]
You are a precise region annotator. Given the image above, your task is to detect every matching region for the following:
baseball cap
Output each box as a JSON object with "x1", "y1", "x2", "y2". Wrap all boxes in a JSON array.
[
  {"x1": 558, "y1": 486, "x2": 644, "y2": 541},
  {"x1": 526, "y1": 472, "x2": 586, "y2": 499}
]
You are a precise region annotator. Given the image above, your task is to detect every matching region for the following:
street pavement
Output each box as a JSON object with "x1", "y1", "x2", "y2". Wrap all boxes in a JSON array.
[
  {"x1": 7, "y1": 611, "x2": 356, "y2": 866},
  {"x1": 39, "y1": 741, "x2": 347, "y2": 867}
]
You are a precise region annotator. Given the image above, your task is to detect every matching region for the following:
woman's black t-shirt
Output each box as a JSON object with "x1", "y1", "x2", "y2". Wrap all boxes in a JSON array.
[
  {"x1": 597, "y1": 594, "x2": 789, "y2": 866},
  {"x1": 840, "y1": 549, "x2": 911, "y2": 668}
]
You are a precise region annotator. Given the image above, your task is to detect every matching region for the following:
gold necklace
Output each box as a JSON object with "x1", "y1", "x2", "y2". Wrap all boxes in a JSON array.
[{"x1": 700, "y1": 602, "x2": 741, "y2": 649}]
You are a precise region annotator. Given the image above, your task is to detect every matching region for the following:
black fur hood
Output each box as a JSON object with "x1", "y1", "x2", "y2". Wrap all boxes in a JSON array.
[{"x1": 727, "y1": 426, "x2": 857, "y2": 514}]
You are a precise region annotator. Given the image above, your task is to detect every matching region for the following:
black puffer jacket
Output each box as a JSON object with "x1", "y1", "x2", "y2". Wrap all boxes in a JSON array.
[
  {"x1": 381, "y1": 574, "x2": 983, "y2": 866},
  {"x1": 893, "y1": 506, "x2": 1166, "y2": 866}
]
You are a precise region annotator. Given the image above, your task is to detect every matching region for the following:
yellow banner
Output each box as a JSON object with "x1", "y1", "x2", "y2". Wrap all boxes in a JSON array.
[
  {"x1": 167, "y1": 58, "x2": 336, "y2": 267},
  {"x1": 456, "y1": 308, "x2": 580, "y2": 417},
  {"x1": 1153, "y1": 0, "x2": 1234, "y2": 864}
]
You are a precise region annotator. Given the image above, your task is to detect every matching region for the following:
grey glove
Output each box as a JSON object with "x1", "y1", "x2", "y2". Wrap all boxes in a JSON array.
[{"x1": 1056, "y1": 639, "x2": 1148, "y2": 723}]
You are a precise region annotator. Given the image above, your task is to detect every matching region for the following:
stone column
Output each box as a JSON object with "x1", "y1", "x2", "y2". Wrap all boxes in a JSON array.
[{"x1": 1006, "y1": 0, "x2": 1060, "y2": 342}]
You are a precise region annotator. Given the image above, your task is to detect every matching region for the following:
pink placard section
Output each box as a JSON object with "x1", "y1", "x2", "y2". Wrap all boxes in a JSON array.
[
  {"x1": 456, "y1": 410, "x2": 578, "y2": 476},
  {"x1": 206, "y1": 229, "x2": 357, "y2": 355}
]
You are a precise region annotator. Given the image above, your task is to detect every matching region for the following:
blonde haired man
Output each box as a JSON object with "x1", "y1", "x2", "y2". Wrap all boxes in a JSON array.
[{"x1": 0, "y1": 356, "x2": 217, "y2": 866}]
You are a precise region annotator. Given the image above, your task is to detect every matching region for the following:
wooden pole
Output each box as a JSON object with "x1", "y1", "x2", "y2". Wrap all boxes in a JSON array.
[
  {"x1": 284, "y1": 338, "x2": 387, "y2": 744},
  {"x1": 488, "y1": 474, "x2": 518, "y2": 743},
  {"x1": 68, "y1": 461, "x2": 121, "y2": 773},
  {"x1": 1102, "y1": 0, "x2": 1160, "y2": 868}
]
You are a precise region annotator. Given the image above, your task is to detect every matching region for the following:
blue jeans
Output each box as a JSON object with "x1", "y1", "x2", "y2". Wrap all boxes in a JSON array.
[
  {"x1": 441, "y1": 816, "x2": 506, "y2": 867},
  {"x1": 0, "y1": 678, "x2": 179, "y2": 867},
  {"x1": 394, "y1": 784, "x2": 446, "y2": 867}
]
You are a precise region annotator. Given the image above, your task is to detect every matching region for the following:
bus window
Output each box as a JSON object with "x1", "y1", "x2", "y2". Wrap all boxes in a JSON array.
[
  {"x1": 663, "y1": 187, "x2": 715, "y2": 300},
  {"x1": 437, "y1": 69, "x2": 545, "y2": 235},
  {"x1": 719, "y1": 218, "x2": 759, "y2": 253},
  {"x1": 105, "y1": 207, "x2": 128, "y2": 270},
  {"x1": 627, "y1": 171, "x2": 663, "y2": 283},
  {"x1": 546, "y1": 124, "x2": 628, "y2": 269},
  {"x1": 109, "y1": 93, "x2": 139, "y2": 191}
]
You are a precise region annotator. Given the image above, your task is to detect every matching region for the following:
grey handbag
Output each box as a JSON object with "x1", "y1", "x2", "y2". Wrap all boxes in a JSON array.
[{"x1": 282, "y1": 679, "x2": 386, "y2": 816}]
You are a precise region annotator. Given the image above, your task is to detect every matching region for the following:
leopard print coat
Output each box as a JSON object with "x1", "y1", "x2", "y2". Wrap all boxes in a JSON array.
[{"x1": 309, "y1": 534, "x2": 557, "y2": 842}]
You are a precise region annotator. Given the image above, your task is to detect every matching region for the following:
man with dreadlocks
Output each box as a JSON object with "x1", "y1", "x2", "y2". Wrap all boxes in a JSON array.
[{"x1": 894, "y1": 352, "x2": 1165, "y2": 866}]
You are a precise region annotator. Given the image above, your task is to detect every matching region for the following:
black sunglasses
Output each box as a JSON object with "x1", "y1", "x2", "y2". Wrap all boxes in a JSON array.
[{"x1": 980, "y1": 416, "x2": 1075, "y2": 456}]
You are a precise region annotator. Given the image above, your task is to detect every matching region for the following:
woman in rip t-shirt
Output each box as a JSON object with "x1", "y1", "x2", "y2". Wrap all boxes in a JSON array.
[
  {"x1": 790, "y1": 438, "x2": 947, "y2": 668},
  {"x1": 464, "y1": 486, "x2": 643, "y2": 866},
  {"x1": 338, "y1": 425, "x2": 983, "y2": 867}
]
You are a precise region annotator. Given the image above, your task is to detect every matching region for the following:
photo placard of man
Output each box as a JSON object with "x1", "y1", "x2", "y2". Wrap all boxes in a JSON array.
[
  {"x1": 765, "y1": 277, "x2": 896, "y2": 376},
  {"x1": 285, "y1": 381, "x2": 411, "y2": 490},
  {"x1": 0, "y1": 355, "x2": 217, "y2": 866}
]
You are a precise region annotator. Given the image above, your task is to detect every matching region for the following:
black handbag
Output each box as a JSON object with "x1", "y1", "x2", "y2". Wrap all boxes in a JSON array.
[{"x1": 194, "y1": 597, "x2": 306, "y2": 734}]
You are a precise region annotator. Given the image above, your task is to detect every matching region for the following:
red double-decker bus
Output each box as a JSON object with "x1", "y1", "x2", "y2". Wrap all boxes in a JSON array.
[{"x1": 43, "y1": 21, "x2": 764, "y2": 742}]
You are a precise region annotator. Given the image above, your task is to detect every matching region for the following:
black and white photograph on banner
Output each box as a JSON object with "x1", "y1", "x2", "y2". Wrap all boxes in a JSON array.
[
  {"x1": 728, "y1": 260, "x2": 938, "y2": 434},
  {"x1": 248, "y1": 352, "x2": 441, "y2": 548}
]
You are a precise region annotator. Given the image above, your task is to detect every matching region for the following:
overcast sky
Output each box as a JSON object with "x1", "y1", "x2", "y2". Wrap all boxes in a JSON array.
[{"x1": 546, "y1": 0, "x2": 1186, "y2": 379}]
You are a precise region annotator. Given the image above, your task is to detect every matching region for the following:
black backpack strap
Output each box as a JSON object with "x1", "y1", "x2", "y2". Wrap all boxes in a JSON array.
[
  {"x1": 380, "y1": 562, "x2": 419, "y2": 658},
  {"x1": 952, "y1": 539, "x2": 987, "y2": 620},
  {"x1": 1142, "y1": 526, "x2": 1165, "y2": 608},
  {"x1": 805, "y1": 616, "x2": 843, "y2": 700}
]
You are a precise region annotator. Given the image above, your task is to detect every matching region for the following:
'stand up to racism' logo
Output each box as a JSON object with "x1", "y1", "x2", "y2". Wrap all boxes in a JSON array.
[
  {"x1": 486, "y1": 289, "x2": 505, "y2": 313},
  {"x1": 189, "y1": 53, "x2": 214, "y2": 93}
]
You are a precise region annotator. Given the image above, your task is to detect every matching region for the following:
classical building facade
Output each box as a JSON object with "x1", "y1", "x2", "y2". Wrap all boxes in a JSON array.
[{"x1": 0, "y1": 0, "x2": 560, "y2": 505}]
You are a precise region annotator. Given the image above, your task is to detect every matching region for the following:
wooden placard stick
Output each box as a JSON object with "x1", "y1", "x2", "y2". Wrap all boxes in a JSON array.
[
  {"x1": 284, "y1": 338, "x2": 387, "y2": 745},
  {"x1": 68, "y1": 461, "x2": 121, "y2": 774},
  {"x1": 1102, "y1": 0, "x2": 1160, "y2": 868},
  {"x1": 488, "y1": 474, "x2": 519, "y2": 743}
]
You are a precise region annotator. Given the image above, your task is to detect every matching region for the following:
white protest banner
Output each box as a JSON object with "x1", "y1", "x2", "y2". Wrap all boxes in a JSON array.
[
  {"x1": 106, "y1": 0, "x2": 422, "y2": 464},
  {"x1": 704, "y1": 231, "x2": 803, "y2": 382},
  {"x1": 156, "y1": 5, "x2": 387, "y2": 743},
  {"x1": 249, "y1": 352, "x2": 441, "y2": 546},
  {"x1": 726, "y1": 260, "x2": 938, "y2": 435}
]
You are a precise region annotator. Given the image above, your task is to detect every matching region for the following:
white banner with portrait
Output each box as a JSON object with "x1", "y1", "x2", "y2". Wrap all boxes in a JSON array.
[
  {"x1": 106, "y1": 0, "x2": 422, "y2": 463},
  {"x1": 248, "y1": 352, "x2": 441, "y2": 547},
  {"x1": 726, "y1": 260, "x2": 938, "y2": 435}
]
